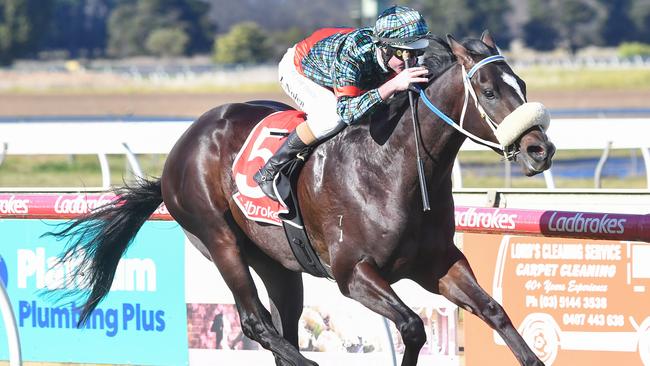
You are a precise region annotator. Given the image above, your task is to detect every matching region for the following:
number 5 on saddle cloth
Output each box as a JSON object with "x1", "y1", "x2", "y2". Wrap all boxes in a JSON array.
[{"x1": 231, "y1": 109, "x2": 330, "y2": 278}]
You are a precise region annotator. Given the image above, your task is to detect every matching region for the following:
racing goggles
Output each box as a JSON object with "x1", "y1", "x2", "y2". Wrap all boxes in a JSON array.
[{"x1": 390, "y1": 47, "x2": 425, "y2": 60}]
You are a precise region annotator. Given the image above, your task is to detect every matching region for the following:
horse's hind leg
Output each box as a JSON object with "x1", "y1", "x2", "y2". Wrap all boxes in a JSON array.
[
  {"x1": 195, "y1": 222, "x2": 316, "y2": 366},
  {"x1": 415, "y1": 246, "x2": 544, "y2": 366},
  {"x1": 247, "y1": 245, "x2": 304, "y2": 366},
  {"x1": 335, "y1": 258, "x2": 426, "y2": 366}
]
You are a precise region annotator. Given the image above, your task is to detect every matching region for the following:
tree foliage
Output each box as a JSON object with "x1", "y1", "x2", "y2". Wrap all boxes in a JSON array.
[
  {"x1": 41, "y1": 0, "x2": 110, "y2": 59},
  {"x1": 523, "y1": 0, "x2": 607, "y2": 52},
  {"x1": 146, "y1": 27, "x2": 189, "y2": 57},
  {"x1": 3, "y1": 0, "x2": 650, "y2": 64},
  {"x1": 213, "y1": 22, "x2": 272, "y2": 64},
  {"x1": 265, "y1": 26, "x2": 307, "y2": 61},
  {"x1": 630, "y1": 0, "x2": 650, "y2": 43},
  {"x1": 0, "y1": 0, "x2": 51, "y2": 65},
  {"x1": 618, "y1": 41, "x2": 650, "y2": 57},
  {"x1": 107, "y1": 0, "x2": 213, "y2": 57},
  {"x1": 411, "y1": 0, "x2": 512, "y2": 45},
  {"x1": 599, "y1": 0, "x2": 637, "y2": 46}
]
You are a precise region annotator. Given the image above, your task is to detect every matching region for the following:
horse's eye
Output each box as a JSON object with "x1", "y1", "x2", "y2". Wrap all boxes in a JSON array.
[{"x1": 483, "y1": 89, "x2": 496, "y2": 99}]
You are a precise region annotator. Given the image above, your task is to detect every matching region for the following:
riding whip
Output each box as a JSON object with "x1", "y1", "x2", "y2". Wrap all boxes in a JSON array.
[{"x1": 404, "y1": 51, "x2": 430, "y2": 211}]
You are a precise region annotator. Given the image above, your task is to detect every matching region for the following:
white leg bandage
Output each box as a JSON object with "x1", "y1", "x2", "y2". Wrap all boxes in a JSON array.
[{"x1": 278, "y1": 47, "x2": 346, "y2": 140}]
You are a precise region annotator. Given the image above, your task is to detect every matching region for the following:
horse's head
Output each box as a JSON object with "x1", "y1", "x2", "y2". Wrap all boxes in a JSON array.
[{"x1": 443, "y1": 31, "x2": 555, "y2": 176}]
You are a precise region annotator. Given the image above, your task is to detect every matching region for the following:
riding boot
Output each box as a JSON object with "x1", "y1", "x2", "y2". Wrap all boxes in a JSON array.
[{"x1": 254, "y1": 130, "x2": 309, "y2": 201}]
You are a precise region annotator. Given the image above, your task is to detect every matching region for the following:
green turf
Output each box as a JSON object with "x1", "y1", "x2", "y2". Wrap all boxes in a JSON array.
[
  {"x1": 0, "y1": 155, "x2": 165, "y2": 187},
  {"x1": 517, "y1": 67, "x2": 650, "y2": 91}
]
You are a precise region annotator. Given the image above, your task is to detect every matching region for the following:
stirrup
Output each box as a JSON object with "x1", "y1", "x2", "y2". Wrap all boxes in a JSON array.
[{"x1": 254, "y1": 170, "x2": 278, "y2": 201}]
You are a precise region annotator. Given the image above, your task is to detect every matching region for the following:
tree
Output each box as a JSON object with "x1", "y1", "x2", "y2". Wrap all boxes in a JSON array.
[
  {"x1": 523, "y1": 0, "x2": 606, "y2": 52},
  {"x1": 0, "y1": 0, "x2": 51, "y2": 65},
  {"x1": 146, "y1": 27, "x2": 189, "y2": 57},
  {"x1": 630, "y1": 0, "x2": 650, "y2": 43},
  {"x1": 414, "y1": 0, "x2": 512, "y2": 45},
  {"x1": 599, "y1": 0, "x2": 637, "y2": 46},
  {"x1": 203, "y1": 0, "x2": 352, "y2": 33},
  {"x1": 213, "y1": 21, "x2": 271, "y2": 64},
  {"x1": 40, "y1": 0, "x2": 111, "y2": 59},
  {"x1": 106, "y1": 2, "x2": 147, "y2": 57},
  {"x1": 558, "y1": 0, "x2": 607, "y2": 52},
  {"x1": 107, "y1": 0, "x2": 214, "y2": 57},
  {"x1": 417, "y1": 0, "x2": 473, "y2": 38},
  {"x1": 523, "y1": 0, "x2": 561, "y2": 51},
  {"x1": 265, "y1": 26, "x2": 306, "y2": 61}
]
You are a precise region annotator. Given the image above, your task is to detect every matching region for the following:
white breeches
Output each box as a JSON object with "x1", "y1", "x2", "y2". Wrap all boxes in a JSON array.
[{"x1": 278, "y1": 47, "x2": 347, "y2": 140}]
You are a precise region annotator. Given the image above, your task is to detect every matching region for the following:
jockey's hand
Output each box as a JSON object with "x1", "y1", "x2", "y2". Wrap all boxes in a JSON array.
[
  {"x1": 392, "y1": 67, "x2": 429, "y2": 91},
  {"x1": 378, "y1": 67, "x2": 428, "y2": 100}
]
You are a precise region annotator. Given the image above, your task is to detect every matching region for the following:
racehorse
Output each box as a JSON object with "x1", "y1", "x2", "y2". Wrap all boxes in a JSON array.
[{"x1": 50, "y1": 32, "x2": 554, "y2": 366}]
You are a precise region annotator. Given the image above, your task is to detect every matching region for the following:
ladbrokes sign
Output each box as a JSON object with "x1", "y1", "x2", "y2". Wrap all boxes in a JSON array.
[
  {"x1": 0, "y1": 193, "x2": 170, "y2": 219},
  {"x1": 455, "y1": 207, "x2": 517, "y2": 230},
  {"x1": 0, "y1": 195, "x2": 29, "y2": 215},
  {"x1": 454, "y1": 206, "x2": 650, "y2": 243},
  {"x1": 546, "y1": 212, "x2": 627, "y2": 235}
]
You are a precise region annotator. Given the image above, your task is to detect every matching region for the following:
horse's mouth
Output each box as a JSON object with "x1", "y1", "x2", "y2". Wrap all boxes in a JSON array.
[{"x1": 519, "y1": 141, "x2": 556, "y2": 176}]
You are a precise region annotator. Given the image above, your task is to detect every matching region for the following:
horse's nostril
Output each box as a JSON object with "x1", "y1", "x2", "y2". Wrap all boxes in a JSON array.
[{"x1": 526, "y1": 144, "x2": 547, "y2": 161}]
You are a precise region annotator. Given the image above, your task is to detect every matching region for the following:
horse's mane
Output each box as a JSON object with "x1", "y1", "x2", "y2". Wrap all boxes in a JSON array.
[{"x1": 420, "y1": 35, "x2": 456, "y2": 81}]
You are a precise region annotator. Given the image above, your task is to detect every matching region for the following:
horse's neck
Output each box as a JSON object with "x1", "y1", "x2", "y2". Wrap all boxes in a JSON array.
[
  {"x1": 315, "y1": 65, "x2": 467, "y2": 199},
  {"x1": 387, "y1": 64, "x2": 467, "y2": 184}
]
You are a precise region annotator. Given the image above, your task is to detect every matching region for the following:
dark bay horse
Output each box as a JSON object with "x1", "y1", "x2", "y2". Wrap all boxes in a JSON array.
[{"x1": 51, "y1": 32, "x2": 554, "y2": 366}]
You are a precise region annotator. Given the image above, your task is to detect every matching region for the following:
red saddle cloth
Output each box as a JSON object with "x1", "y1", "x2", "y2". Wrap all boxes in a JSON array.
[{"x1": 232, "y1": 110, "x2": 306, "y2": 226}]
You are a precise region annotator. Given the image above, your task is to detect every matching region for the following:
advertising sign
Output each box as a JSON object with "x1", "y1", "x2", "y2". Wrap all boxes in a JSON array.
[
  {"x1": 0, "y1": 219, "x2": 188, "y2": 365},
  {"x1": 463, "y1": 233, "x2": 650, "y2": 365},
  {"x1": 184, "y1": 241, "x2": 459, "y2": 366},
  {"x1": 0, "y1": 193, "x2": 170, "y2": 220}
]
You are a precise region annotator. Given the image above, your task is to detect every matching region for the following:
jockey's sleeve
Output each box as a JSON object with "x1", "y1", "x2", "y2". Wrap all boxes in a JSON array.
[
  {"x1": 336, "y1": 91, "x2": 382, "y2": 125},
  {"x1": 332, "y1": 58, "x2": 383, "y2": 124}
]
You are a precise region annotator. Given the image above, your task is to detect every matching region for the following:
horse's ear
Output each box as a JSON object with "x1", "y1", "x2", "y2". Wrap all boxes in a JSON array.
[
  {"x1": 481, "y1": 30, "x2": 496, "y2": 49},
  {"x1": 447, "y1": 34, "x2": 473, "y2": 67}
]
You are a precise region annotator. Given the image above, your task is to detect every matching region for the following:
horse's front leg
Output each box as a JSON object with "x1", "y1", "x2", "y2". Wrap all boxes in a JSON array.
[
  {"x1": 414, "y1": 245, "x2": 544, "y2": 366},
  {"x1": 334, "y1": 258, "x2": 426, "y2": 366}
]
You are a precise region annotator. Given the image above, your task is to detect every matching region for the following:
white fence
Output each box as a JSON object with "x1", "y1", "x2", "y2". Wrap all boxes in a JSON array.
[
  {"x1": 0, "y1": 120, "x2": 190, "y2": 189},
  {"x1": 1, "y1": 118, "x2": 649, "y2": 189},
  {"x1": 457, "y1": 118, "x2": 650, "y2": 189}
]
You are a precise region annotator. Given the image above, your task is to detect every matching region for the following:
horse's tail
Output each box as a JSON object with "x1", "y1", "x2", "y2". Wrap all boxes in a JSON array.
[{"x1": 44, "y1": 178, "x2": 163, "y2": 326}]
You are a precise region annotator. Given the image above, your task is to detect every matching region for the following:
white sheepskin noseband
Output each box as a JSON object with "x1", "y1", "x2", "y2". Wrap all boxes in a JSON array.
[{"x1": 494, "y1": 102, "x2": 550, "y2": 146}]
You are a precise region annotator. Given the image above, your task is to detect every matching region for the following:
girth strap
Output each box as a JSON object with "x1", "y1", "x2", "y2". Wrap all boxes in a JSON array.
[{"x1": 276, "y1": 152, "x2": 331, "y2": 278}]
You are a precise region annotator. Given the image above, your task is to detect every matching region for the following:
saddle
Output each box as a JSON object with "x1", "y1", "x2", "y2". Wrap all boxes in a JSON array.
[{"x1": 232, "y1": 109, "x2": 331, "y2": 278}]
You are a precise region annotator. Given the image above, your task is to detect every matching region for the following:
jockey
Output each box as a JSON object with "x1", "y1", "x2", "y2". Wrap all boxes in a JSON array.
[{"x1": 254, "y1": 5, "x2": 430, "y2": 201}]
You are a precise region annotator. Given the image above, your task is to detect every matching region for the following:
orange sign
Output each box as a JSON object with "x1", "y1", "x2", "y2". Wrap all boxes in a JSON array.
[{"x1": 463, "y1": 233, "x2": 650, "y2": 365}]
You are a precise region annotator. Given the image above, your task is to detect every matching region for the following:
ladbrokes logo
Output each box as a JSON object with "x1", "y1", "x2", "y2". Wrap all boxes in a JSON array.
[
  {"x1": 455, "y1": 208, "x2": 517, "y2": 230},
  {"x1": 0, "y1": 195, "x2": 29, "y2": 215},
  {"x1": 0, "y1": 255, "x2": 8, "y2": 288},
  {"x1": 54, "y1": 194, "x2": 114, "y2": 214},
  {"x1": 547, "y1": 212, "x2": 626, "y2": 235}
]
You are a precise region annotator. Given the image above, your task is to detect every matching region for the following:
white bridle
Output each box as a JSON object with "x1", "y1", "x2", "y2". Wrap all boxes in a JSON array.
[{"x1": 419, "y1": 54, "x2": 550, "y2": 160}]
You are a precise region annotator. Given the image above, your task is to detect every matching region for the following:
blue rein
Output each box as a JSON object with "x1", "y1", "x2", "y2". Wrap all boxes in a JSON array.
[{"x1": 418, "y1": 88, "x2": 456, "y2": 127}]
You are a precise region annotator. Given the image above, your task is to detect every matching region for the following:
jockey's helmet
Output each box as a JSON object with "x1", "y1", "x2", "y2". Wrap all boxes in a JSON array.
[{"x1": 372, "y1": 6, "x2": 429, "y2": 50}]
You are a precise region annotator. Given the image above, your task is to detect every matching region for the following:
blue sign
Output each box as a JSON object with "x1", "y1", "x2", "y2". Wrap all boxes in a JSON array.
[
  {"x1": 0, "y1": 255, "x2": 7, "y2": 288},
  {"x1": 0, "y1": 220, "x2": 188, "y2": 365}
]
